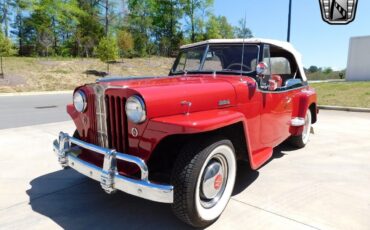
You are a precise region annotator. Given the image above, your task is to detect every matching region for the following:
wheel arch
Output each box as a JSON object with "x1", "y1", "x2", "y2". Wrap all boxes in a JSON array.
[{"x1": 146, "y1": 121, "x2": 250, "y2": 183}]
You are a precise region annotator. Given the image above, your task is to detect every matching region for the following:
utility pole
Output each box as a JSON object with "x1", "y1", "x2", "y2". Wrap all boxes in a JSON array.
[{"x1": 287, "y1": 0, "x2": 292, "y2": 42}]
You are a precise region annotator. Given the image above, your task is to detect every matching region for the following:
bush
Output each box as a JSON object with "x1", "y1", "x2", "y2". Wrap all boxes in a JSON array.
[
  {"x1": 117, "y1": 30, "x2": 134, "y2": 58},
  {"x1": 95, "y1": 37, "x2": 119, "y2": 73},
  {"x1": 0, "y1": 32, "x2": 15, "y2": 57}
]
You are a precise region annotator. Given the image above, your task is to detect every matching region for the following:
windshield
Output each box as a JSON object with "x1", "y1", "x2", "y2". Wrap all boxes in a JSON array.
[{"x1": 171, "y1": 44, "x2": 259, "y2": 75}]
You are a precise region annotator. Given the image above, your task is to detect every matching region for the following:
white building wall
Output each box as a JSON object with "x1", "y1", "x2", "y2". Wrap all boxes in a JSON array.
[{"x1": 346, "y1": 36, "x2": 370, "y2": 81}]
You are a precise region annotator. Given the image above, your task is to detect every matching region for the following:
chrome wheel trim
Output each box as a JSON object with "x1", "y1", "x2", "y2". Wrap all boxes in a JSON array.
[
  {"x1": 200, "y1": 155, "x2": 228, "y2": 208},
  {"x1": 195, "y1": 144, "x2": 236, "y2": 221},
  {"x1": 302, "y1": 111, "x2": 312, "y2": 144}
]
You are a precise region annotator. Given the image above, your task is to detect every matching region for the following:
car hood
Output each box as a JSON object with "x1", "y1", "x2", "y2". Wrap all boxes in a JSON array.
[{"x1": 100, "y1": 75, "x2": 237, "y2": 118}]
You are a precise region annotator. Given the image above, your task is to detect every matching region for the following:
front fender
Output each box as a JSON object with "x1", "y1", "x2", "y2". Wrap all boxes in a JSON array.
[
  {"x1": 139, "y1": 109, "x2": 265, "y2": 170},
  {"x1": 138, "y1": 110, "x2": 247, "y2": 161},
  {"x1": 147, "y1": 110, "x2": 245, "y2": 134}
]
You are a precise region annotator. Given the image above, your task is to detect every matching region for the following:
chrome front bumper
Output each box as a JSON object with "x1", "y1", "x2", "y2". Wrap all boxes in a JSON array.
[{"x1": 53, "y1": 132, "x2": 173, "y2": 203}]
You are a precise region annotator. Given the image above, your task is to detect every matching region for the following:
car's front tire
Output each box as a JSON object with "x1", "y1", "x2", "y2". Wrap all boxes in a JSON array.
[
  {"x1": 171, "y1": 138, "x2": 236, "y2": 228},
  {"x1": 289, "y1": 109, "x2": 312, "y2": 148}
]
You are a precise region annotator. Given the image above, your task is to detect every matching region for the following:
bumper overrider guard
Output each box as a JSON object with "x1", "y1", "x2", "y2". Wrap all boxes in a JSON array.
[{"x1": 53, "y1": 132, "x2": 174, "y2": 203}]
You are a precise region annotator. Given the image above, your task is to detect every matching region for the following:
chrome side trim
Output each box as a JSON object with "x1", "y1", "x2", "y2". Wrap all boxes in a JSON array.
[
  {"x1": 53, "y1": 132, "x2": 173, "y2": 203},
  {"x1": 96, "y1": 76, "x2": 167, "y2": 83},
  {"x1": 291, "y1": 117, "x2": 305, "y2": 126}
]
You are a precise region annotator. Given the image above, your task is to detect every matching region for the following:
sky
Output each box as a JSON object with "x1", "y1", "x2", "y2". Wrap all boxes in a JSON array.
[{"x1": 213, "y1": 0, "x2": 369, "y2": 70}]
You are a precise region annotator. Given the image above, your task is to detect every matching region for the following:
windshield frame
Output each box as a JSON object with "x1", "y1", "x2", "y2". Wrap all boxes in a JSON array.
[{"x1": 170, "y1": 43, "x2": 260, "y2": 76}]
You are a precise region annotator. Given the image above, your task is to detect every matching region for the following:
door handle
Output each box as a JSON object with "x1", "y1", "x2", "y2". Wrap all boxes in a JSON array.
[{"x1": 285, "y1": 97, "x2": 292, "y2": 104}]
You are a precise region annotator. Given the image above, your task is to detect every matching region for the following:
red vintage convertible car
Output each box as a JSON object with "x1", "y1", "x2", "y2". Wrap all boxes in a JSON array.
[{"x1": 53, "y1": 38, "x2": 317, "y2": 227}]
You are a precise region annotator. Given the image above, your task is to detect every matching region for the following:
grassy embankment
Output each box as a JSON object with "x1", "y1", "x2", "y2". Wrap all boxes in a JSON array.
[
  {"x1": 0, "y1": 57, "x2": 174, "y2": 93},
  {"x1": 311, "y1": 82, "x2": 370, "y2": 108}
]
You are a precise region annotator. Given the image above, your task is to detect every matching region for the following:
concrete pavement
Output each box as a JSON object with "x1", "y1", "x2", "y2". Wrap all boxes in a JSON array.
[{"x1": 0, "y1": 110, "x2": 369, "y2": 229}]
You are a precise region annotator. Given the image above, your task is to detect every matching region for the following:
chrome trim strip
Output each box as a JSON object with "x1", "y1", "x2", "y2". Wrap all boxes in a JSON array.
[
  {"x1": 53, "y1": 132, "x2": 173, "y2": 203},
  {"x1": 291, "y1": 117, "x2": 305, "y2": 126},
  {"x1": 92, "y1": 84, "x2": 109, "y2": 148},
  {"x1": 96, "y1": 76, "x2": 168, "y2": 83}
]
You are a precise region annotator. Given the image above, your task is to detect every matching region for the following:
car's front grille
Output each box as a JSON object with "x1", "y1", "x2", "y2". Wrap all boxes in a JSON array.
[
  {"x1": 105, "y1": 94, "x2": 129, "y2": 153},
  {"x1": 81, "y1": 89, "x2": 99, "y2": 145},
  {"x1": 87, "y1": 92, "x2": 99, "y2": 144},
  {"x1": 80, "y1": 86, "x2": 137, "y2": 175}
]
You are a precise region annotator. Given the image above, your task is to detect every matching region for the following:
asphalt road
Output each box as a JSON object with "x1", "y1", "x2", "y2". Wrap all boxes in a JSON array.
[
  {"x1": 0, "y1": 93, "x2": 71, "y2": 129},
  {"x1": 0, "y1": 110, "x2": 369, "y2": 229}
]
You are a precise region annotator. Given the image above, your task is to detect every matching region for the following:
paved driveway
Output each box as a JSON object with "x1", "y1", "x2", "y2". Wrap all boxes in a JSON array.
[{"x1": 0, "y1": 110, "x2": 369, "y2": 229}]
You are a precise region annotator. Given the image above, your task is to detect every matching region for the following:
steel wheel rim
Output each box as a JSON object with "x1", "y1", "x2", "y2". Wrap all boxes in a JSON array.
[{"x1": 200, "y1": 154, "x2": 228, "y2": 209}]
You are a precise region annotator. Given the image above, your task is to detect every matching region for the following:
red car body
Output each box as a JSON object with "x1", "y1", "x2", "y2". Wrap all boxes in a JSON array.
[
  {"x1": 67, "y1": 73, "x2": 317, "y2": 173},
  {"x1": 54, "y1": 38, "x2": 317, "y2": 227}
]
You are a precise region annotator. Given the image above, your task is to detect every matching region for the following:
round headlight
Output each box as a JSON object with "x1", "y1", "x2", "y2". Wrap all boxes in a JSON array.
[
  {"x1": 125, "y1": 95, "x2": 146, "y2": 123},
  {"x1": 73, "y1": 90, "x2": 87, "y2": 112}
]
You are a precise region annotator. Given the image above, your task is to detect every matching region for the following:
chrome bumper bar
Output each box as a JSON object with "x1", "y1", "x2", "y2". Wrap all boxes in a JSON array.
[{"x1": 53, "y1": 132, "x2": 173, "y2": 203}]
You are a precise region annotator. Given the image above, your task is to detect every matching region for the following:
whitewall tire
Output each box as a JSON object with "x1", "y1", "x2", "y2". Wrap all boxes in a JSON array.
[
  {"x1": 171, "y1": 138, "x2": 236, "y2": 228},
  {"x1": 289, "y1": 110, "x2": 312, "y2": 148}
]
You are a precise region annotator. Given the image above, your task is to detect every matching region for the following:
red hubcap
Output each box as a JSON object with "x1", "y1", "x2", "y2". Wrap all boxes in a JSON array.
[{"x1": 214, "y1": 174, "x2": 223, "y2": 190}]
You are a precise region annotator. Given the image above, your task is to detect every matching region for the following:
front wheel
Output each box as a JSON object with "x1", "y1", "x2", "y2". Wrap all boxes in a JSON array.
[
  {"x1": 289, "y1": 109, "x2": 312, "y2": 148},
  {"x1": 171, "y1": 138, "x2": 237, "y2": 228}
]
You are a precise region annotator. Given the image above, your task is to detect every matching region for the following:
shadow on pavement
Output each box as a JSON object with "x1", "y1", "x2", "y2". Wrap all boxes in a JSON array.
[
  {"x1": 27, "y1": 146, "x2": 295, "y2": 229},
  {"x1": 27, "y1": 169, "x2": 192, "y2": 230},
  {"x1": 261, "y1": 142, "x2": 299, "y2": 167},
  {"x1": 232, "y1": 161, "x2": 259, "y2": 196}
]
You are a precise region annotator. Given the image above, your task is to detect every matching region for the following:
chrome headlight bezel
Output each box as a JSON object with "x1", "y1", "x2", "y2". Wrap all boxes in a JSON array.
[
  {"x1": 73, "y1": 90, "x2": 87, "y2": 113},
  {"x1": 125, "y1": 95, "x2": 146, "y2": 124}
]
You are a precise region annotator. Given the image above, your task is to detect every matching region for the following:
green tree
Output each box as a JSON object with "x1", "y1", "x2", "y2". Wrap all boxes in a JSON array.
[
  {"x1": 70, "y1": 0, "x2": 104, "y2": 57},
  {"x1": 205, "y1": 15, "x2": 221, "y2": 39},
  {"x1": 182, "y1": 0, "x2": 213, "y2": 42},
  {"x1": 152, "y1": 0, "x2": 184, "y2": 56},
  {"x1": 25, "y1": 0, "x2": 84, "y2": 56},
  {"x1": 234, "y1": 18, "x2": 252, "y2": 38},
  {"x1": 308, "y1": 65, "x2": 319, "y2": 73},
  {"x1": 0, "y1": 31, "x2": 14, "y2": 77},
  {"x1": 97, "y1": 0, "x2": 119, "y2": 36},
  {"x1": 205, "y1": 15, "x2": 234, "y2": 39},
  {"x1": 96, "y1": 36, "x2": 118, "y2": 73},
  {"x1": 323, "y1": 67, "x2": 333, "y2": 74},
  {"x1": 11, "y1": 0, "x2": 29, "y2": 55},
  {"x1": 0, "y1": 0, "x2": 16, "y2": 37},
  {"x1": 117, "y1": 29, "x2": 134, "y2": 57},
  {"x1": 218, "y1": 16, "x2": 234, "y2": 38},
  {"x1": 126, "y1": 0, "x2": 155, "y2": 56}
]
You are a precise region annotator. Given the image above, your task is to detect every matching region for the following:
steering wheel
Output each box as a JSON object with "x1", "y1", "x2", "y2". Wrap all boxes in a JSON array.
[{"x1": 225, "y1": 63, "x2": 251, "y2": 72}]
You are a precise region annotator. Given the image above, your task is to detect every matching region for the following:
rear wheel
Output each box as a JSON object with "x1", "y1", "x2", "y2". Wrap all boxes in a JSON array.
[
  {"x1": 171, "y1": 138, "x2": 236, "y2": 228},
  {"x1": 289, "y1": 110, "x2": 312, "y2": 148}
]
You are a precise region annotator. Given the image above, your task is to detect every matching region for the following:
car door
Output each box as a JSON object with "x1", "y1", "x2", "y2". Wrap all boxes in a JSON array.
[{"x1": 259, "y1": 45, "x2": 292, "y2": 147}]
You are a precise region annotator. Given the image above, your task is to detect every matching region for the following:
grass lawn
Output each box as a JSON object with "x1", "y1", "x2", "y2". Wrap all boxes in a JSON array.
[
  {"x1": 0, "y1": 57, "x2": 174, "y2": 93},
  {"x1": 311, "y1": 82, "x2": 370, "y2": 108}
]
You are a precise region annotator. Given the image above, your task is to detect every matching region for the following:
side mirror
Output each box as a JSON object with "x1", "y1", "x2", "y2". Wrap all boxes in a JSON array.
[{"x1": 256, "y1": 62, "x2": 268, "y2": 76}]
